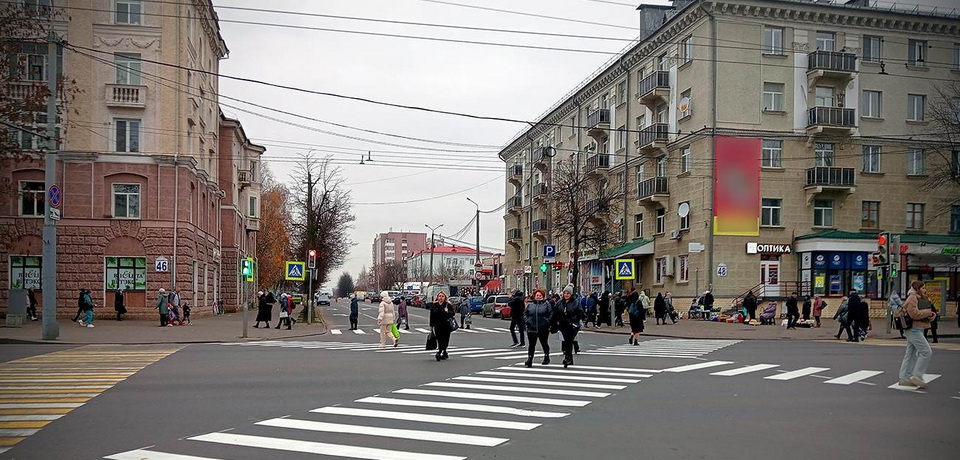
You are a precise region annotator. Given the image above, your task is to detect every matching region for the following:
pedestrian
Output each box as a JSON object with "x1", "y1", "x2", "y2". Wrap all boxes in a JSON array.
[
  {"x1": 397, "y1": 296, "x2": 410, "y2": 330},
  {"x1": 627, "y1": 288, "x2": 644, "y2": 345},
  {"x1": 80, "y1": 289, "x2": 95, "y2": 328},
  {"x1": 833, "y1": 296, "x2": 857, "y2": 341},
  {"x1": 156, "y1": 288, "x2": 169, "y2": 327},
  {"x1": 114, "y1": 288, "x2": 126, "y2": 321},
  {"x1": 349, "y1": 294, "x2": 359, "y2": 330},
  {"x1": 276, "y1": 294, "x2": 292, "y2": 330},
  {"x1": 614, "y1": 291, "x2": 625, "y2": 327},
  {"x1": 557, "y1": 285, "x2": 585, "y2": 368},
  {"x1": 923, "y1": 303, "x2": 939, "y2": 344},
  {"x1": 811, "y1": 295, "x2": 826, "y2": 328},
  {"x1": 654, "y1": 292, "x2": 667, "y2": 325},
  {"x1": 72, "y1": 289, "x2": 86, "y2": 323},
  {"x1": 168, "y1": 288, "x2": 181, "y2": 323},
  {"x1": 847, "y1": 289, "x2": 865, "y2": 341},
  {"x1": 182, "y1": 301, "x2": 191, "y2": 325},
  {"x1": 888, "y1": 291, "x2": 905, "y2": 338},
  {"x1": 458, "y1": 298, "x2": 469, "y2": 329},
  {"x1": 523, "y1": 289, "x2": 554, "y2": 368},
  {"x1": 785, "y1": 292, "x2": 800, "y2": 329},
  {"x1": 583, "y1": 292, "x2": 597, "y2": 328},
  {"x1": 254, "y1": 291, "x2": 274, "y2": 328},
  {"x1": 377, "y1": 291, "x2": 398, "y2": 349},
  {"x1": 743, "y1": 290, "x2": 758, "y2": 322},
  {"x1": 26, "y1": 288, "x2": 38, "y2": 321},
  {"x1": 429, "y1": 291, "x2": 456, "y2": 361},
  {"x1": 898, "y1": 280, "x2": 937, "y2": 389},
  {"x1": 598, "y1": 291, "x2": 610, "y2": 328},
  {"x1": 802, "y1": 295, "x2": 812, "y2": 321},
  {"x1": 665, "y1": 291, "x2": 677, "y2": 324},
  {"x1": 508, "y1": 290, "x2": 526, "y2": 348},
  {"x1": 703, "y1": 290, "x2": 715, "y2": 312},
  {"x1": 638, "y1": 289, "x2": 651, "y2": 320}
]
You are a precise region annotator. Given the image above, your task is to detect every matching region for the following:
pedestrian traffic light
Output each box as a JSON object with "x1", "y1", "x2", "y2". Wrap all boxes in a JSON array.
[
  {"x1": 877, "y1": 232, "x2": 890, "y2": 266},
  {"x1": 890, "y1": 263, "x2": 899, "y2": 278},
  {"x1": 553, "y1": 262, "x2": 564, "y2": 270},
  {"x1": 308, "y1": 249, "x2": 317, "y2": 269},
  {"x1": 242, "y1": 257, "x2": 254, "y2": 282},
  {"x1": 539, "y1": 263, "x2": 548, "y2": 273}
]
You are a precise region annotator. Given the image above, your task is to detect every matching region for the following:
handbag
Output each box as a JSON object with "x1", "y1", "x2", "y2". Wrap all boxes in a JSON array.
[
  {"x1": 279, "y1": 310, "x2": 289, "y2": 318},
  {"x1": 448, "y1": 317, "x2": 459, "y2": 331},
  {"x1": 390, "y1": 323, "x2": 401, "y2": 339},
  {"x1": 425, "y1": 331, "x2": 438, "y2": 350}
]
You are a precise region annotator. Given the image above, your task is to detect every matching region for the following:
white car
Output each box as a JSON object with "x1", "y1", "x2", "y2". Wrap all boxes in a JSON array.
[{"x1": 316, "y1": 294, "x2": 331, "y2": 305}]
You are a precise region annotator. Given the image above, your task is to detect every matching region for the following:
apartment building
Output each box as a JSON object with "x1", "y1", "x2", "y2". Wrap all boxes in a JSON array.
[
  {"x1": 1, "y1": 1, "x2": 262, "y2": 316},
  {"x1": 372, "y1": 231, "x2": 427, "y2": 267},
  {"x1": 500, "y1": 0, "x2": 960, "y2": 305},
  {"x1": 406, "y1": 245, "x2": 494, "y2": 283}
]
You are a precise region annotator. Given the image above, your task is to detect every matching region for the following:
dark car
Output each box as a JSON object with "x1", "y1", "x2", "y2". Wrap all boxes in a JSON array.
[
  {"x1": 482, "y1": 295, "x2": 511, "y2": 318},
  {"x1": 467, "y1": 296, "x2": 485, "y2": 313},
  {"x1": 363, "y1": 291, "x2": 378, "y2": 302},
  {"x1": 448, "y1": 296, "x2": 464, "y2": 309}
]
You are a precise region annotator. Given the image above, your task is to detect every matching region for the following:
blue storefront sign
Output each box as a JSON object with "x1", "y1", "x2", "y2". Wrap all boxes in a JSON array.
[
  {"x1": 828, "y1": 253, "x2": 845, "y2": 269},
  {"x1": 850, "y1": 253, "x2": 867, "y2": 270},
  {"x1": 813, "y1": 253, "x2": 828, "y2": 269}
]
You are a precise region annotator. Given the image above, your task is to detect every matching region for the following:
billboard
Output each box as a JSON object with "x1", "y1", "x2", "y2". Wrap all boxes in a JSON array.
[{"x1": 714, "y1": 136, "x2": 761, "y2": 236}]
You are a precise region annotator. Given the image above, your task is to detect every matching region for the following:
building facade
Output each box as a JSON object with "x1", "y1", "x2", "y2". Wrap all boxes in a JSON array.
[
  {"x1": 371, "y1": 231, "x2": 427, "y2": 267},
  {"x1": 406, "y1": 245, "x2": 493, "y2": 284},
  {"x1": 500, "y1": 0, "x2": 960, "y2": 308},
  {"x1": 2, "y1": 0, "x2": 263, "y2": 317}
]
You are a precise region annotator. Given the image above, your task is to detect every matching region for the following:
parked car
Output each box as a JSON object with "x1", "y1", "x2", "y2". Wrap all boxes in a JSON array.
[
  {"x1": 467, "y1": 296, "x2": 485, "y2": 313},
  {"x1": 499, "y1": 305, "x2": 511, "y2": 319},
  {"x1": 363, "y1": 291, "x2": 378, "y2": 302},
  {"x1": 448, "y1": 296, "x2": 463, "y2": 309},
  {"x1": 316, "y1": 294, "x2": 331, "y2": 306},
  {"x1": 482, "y1": 295, "x2": 511, "y2": 318}
]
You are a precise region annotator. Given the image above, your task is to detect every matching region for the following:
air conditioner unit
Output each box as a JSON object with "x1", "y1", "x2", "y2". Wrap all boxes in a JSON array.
[
  {"x1": 664, "y1": 255, "x2": 675, "y2": 277},
  {"x1": 669, "y1": 230, "x2": 681, "y2": 240}
]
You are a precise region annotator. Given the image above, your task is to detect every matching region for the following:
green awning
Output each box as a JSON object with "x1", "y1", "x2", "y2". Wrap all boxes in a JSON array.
[
  {"x1": 600, "y1": 238, "x2": 655, "y2": 260},
  {"x1": 794, "y1": 230, "x2": 877, "y2": 241},
  {"x1": 899, "y1": 234, "x2": 960, "y2": 245}
]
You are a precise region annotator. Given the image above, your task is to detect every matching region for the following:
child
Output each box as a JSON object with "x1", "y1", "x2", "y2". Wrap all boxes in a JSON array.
[{"x1": 182, "y1": 301, "x2": 191, "y2": 325}]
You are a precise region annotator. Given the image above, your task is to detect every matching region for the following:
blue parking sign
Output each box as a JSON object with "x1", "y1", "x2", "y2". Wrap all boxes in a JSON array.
[{"x1": 544, "y1": 245, "x2": 556, "y2": 258}]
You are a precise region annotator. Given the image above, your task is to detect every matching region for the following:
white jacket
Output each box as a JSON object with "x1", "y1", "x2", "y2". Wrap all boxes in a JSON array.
[{"x1": 378, "y1": 299, "x2": 395, "y2": 324}]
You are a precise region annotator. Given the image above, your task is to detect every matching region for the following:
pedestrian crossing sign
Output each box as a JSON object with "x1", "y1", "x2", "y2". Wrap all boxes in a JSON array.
[
  {"x1": 615, "y1": 259, "x2": 635, "y2": 280},
  {"x1": 285, "y1": 261, "x2": 306, "y2": 281}
]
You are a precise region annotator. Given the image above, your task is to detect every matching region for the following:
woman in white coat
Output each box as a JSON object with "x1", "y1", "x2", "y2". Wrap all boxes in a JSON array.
[{"x1": 377, "y1": 291, "x2": 398, "y2": 348}]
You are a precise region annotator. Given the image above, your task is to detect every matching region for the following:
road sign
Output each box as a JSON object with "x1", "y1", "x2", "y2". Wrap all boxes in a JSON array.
[
  {"x1": 285, "y1": 261, "x2": 306, "y2": 281},
  {"x1": 155, "y1": 256, "x2": 169, "y2": 273},
  {"x1": 717, "y1": 263, "x2": 728, "y2": 277},
  {"x1": 48, "y1": 208, "x2": 60, "y2": 221},
  {"x1": 524, "y1": 265, "x2": 532, "y2": 274},
  {"x1": 48, "y1": 184, "x2": 61, "y2": 208},
  {"x1": 615, "y1": 259, "x2": 635, "y2": 280},
  {"x1": 544, "y1": 245, "x2": 556, "y2": 259}
]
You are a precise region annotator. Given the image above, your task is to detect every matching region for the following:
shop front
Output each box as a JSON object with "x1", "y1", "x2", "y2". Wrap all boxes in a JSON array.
[
  {"x1": 794, "y1": 230, "x2": 878, "y2": 299},
  {"x1": 595, "y1": 238, "x2": 655, "y2": 294}
]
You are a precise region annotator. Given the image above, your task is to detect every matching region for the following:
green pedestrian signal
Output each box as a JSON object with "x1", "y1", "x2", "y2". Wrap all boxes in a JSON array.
[
  {"x1": 540, "y1": 263, "x2": 548, "y2": 273},
  {"x1": 242, "y1": 257, "x2": 255, "y2": 281},
  {"x1": 890, "y1": 263, "x2": 899, "y2": 278}
]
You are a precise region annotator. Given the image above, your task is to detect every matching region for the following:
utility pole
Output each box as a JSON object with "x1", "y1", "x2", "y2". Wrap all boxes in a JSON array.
[
  {"x1": 41, "y1": 23, "x2": 59, "y2": 341},
  {"x1": 425, "y1": 223, "x2": 443, "y2": 285},
  {"x1": 466, "y1": 198, "x2": 481, "y2": 292},
  {"x1": 305, "y1": 167, "x2": 314, "y2": 324}
]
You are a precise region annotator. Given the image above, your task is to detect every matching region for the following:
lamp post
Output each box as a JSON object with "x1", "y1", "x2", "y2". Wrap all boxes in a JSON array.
[
  {"x1": 425, "y1": 223, "x2": 443, "y2": 284},
  {"x1": 466, "y1": 197, "x2": 481, "y2": 270}
]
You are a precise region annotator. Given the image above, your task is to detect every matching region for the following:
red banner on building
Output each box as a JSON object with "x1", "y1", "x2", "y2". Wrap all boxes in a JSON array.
[{"x1": 714, "y1": 136, "x2": 760, "y2": 236}]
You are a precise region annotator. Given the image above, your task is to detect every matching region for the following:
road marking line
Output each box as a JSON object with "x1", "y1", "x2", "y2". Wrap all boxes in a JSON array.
[
  {"x1": 0, "y1": 403, "x2": 83, "y2": 409},
  {"x1": 473, "y1": 328, "x2": 500, "y2": 333},
  {"x1": 331, "y1": 329, "x2": 343, "y2": 335},
  {"x1": 311, "y1": 406, "x2": 540, "y2": 430},
  {"x1": 824, "y1": 370, "x2": 884, "y2": 385},
  {"x1": 402, "y1": 348, "x2": 483, "y2": 355},
  {"x1": 0, "y1": 415, "x2": 61, "y2": 421},
  {"x1": 453, "y1": 376, "x2": 626, "y2": 390},
  {"x1": 444, "y1": 349, "x2": 495, "y2": 356},
  {"x1": 424, "y1": 381, "x2": 610, "y2": 398},
  {"x1": 0, "y1": 429, "x2": 39, "y2": 437},
  {"x1": 710, "y1": 364, "x2": 780, "y2": 377},
  {"x1": 532, "y1": 364, "x2": 663, "y2": 374},
  {"x1": 476, "y1": 371, "x2": 639, "y2": 384},
  {"x1": 0, "y1": 437, "x2": 24, "y2": 446},
  {"x1": 374, "y1": 346, "x2": 425, "y2": 353},
  {"x1": 416, "y1": 328, "x2": 432, "y2": 334},
  {"x1": 0, "y1": 386, "x2": 111, "y2": 390},
  {"x1": 393, "y1": 389, "x2": 590, "y2": 407},
  {"x1": 456, "y1": 350, "x2": 524, "y2": 358},
  {"x1": 256, "y1": 417, "x2": 508, "y2": 447},
  {"x1": 886, "y1": 374, "x2": 941, "y2": 392},
  {"x1": 492, "y1": 352, "x2": 541, "y2": 359},
  {"x1": 0, "y1": 379, "x2": 123, "y2": 383},
  {"x1": 495, "y1": 366, "x2": 652, "y2": 378},
  {"x1": 455, "y1": 328, "x2": 481, "y2": 333},
  {"x1": 493, "y1": 328, "x2": 512, "y2": 332},
  {"x1": 352, "y1": 329, "x2": 367, "y2": 334},
  {"x1": 399, "y1": 329, "x2": 419, "y2": 334},
  {"x1": 764, "y1": 367, "x2": 831, "y2": 381},
  {"x1": 355, "y1": 397, "x2": 570, "y2": 418},
  {"x1": 189, "y1": 432, "x2": 466, "y2": 460},
  {"x1": 662, "y1": 361, "x2": 734, "y2": 373}
]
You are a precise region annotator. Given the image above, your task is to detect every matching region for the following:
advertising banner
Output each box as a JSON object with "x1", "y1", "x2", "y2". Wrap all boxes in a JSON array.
[{"x1": 713, "y1": 136, "x2": 761, "y2": 236}]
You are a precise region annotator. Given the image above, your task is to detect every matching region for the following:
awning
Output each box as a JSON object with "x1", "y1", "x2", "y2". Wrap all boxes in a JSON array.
[
  {"x1": 600, "y1": 238, "x2": 655, "y2": 260},
  {"x1": 484, "y1": 279, "x2": 502, "y2": 291}
]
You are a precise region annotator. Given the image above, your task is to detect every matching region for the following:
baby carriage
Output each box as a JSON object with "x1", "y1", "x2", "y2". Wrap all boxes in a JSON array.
[
  {"x1": 167, "y1": 304, "x2": 185, "y2": 326},
  {"x1": 759, "y1": 302, "x2": 778, "y2": 325}
]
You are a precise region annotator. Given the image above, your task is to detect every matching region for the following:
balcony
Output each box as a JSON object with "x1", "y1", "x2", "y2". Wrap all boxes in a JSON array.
[
  {"x1": 532, "y1": 183, "x2": 549, "y2": 202},
  {"x1": 507, "y1": 195, "x2": 523, "y2": 214},
  {"x1": 507, "y1": 228, "x2": 522, "y2": 246},
  {"x1": 637, "y1": 176, "x2": 669, "y2": 204},
  {"x1": 637, "y1": 71, "x2": 670, "y2": 107},
  {"x1": 807, "y1": 51, "x2": 857, "y2": 85},
  {"x1": 105, "y1": 84, "x2": 147, "y2": 108},
  {"x1": 635, "y1": 123, "x2": 669, "y2": 156},
  {"x1": 531, "y1": 219, "x2": 549, "y2": 236},
  {"x1": 586, "y1": 108, "x2": 611, "y2": 142},
  {"x1": 585, "y1": 199, "x2": 610, "y2": 221},
  {"x1": 534, "y1": 146, "x2": 554, "y2": 171},
  {"x1": 806, "y1": 107, "x2": 856, "y2": 134},
  {"x1": 508, "y1": 164, "x2": 523, "y2": 185},
  {"x1": 245, "y1": 217, "x2": 260, "y2": 232},
  {"x1": 238, "y1": 170, "x2": 252, "y2": 188},
  {"x1": 7, "y1": 82, "x2": 43, "y2": 100},
  {"x1": 585, "y1": 153, "x2": 611, "y2": 174},
  {"x1": 804, "y1": 166, "x2": 856, "y2": 204}
]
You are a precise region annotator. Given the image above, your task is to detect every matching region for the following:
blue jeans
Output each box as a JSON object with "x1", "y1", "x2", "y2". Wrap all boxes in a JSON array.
[
  {"x1": 85, "y1": 310, "x2": 94, "y2": 324},
  {"x1": 899, "y1": 327, "x2": 932, "y2": 380}
]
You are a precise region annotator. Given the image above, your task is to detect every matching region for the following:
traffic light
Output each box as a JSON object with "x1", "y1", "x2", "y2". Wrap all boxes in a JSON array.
[
  {"x1": 890, "y1": 263, "x2": 899, "y2": 278},
  {"x1": 877, "y1": 232, "x2": 890, "y2": 266},
  {"x1": 553, "y1": 262, "x2": 564, "y2": 270},
  {"x1": 308, "y1": 249, "x2": 317, "y2": 269},
  {"x1": 539, "y1": 263, "x2": 548, "y2": 273},
  {"x1": 242, "y1": 257, "x2": 254, "y2": 282}
]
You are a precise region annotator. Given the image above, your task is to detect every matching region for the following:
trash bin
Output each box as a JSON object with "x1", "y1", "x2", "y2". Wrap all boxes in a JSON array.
[{"x1": 6, "y1": 289, "x2": 27, "y2": 327}]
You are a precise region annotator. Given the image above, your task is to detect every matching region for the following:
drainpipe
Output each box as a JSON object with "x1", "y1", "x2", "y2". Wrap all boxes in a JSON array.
[
  {"x1": 172, "y1": 1, "x2": 182, "y2": 291},
  {"x1": 701, "y1": 1, "x2": 717, "y2": 293}
]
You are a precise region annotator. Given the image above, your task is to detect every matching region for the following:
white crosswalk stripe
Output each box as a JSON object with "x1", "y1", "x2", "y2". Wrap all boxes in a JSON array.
[
  {"x1": 583, "y1": 339, "x2": 741, "y2": 359},
  {"x1": 188, "y1": 432, "x2": 466, "y2": 460},
  {"x1": 824, "y1": 370, "x2": 884, "y2": 385},
  {"x1": 310, "y1": 406, "x2": 542, "y2": 430},
  {"x1": 710, "y1": 364, "x2": 780, "y2": 377},
  {"x1": 888, "y1": 374, "x2": 941, "y2": 392},
  {"x1": 355, "y1": 396, "x2": 570, "y2": 418},
  {"x1": 764, "y1": 367, "x2": 830, "y2": 381},
  {"x1": 255, "y1": 417, "x2": 509, "y2": 446},
  {"x1": 324, "y1": 327, "x2": 512, "y2": 335}
]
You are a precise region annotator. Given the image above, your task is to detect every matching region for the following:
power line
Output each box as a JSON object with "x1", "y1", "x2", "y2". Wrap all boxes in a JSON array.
[
  {"x1": 352, "y1": 174, "x2": 503, "y2": 205},
  {"x1": 410, "y1": 0, "x2": 637, "y2": 30}
]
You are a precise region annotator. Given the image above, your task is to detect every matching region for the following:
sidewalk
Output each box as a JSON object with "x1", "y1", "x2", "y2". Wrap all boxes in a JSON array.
[{"x1": 0, "y1": 308, "x2": 328, "y2": 345}]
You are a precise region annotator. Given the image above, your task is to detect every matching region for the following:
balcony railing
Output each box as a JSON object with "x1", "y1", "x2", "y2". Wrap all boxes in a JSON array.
[
  {"x1": 507, "y1": 228, "x2": 522, "y2": 240},
  {"x1": 636, "y1": 123, "x2": 669, "y2": 150},
  {"x1": 532, "y1": 219, "x2": 548, "y2": 233},
  {"x1": 510, "y1": 164, "x2": 523, "y2": 177},
  {"x1": 637, "y1": 176, "x2": 669, "y2": 200},
  {"x1": 238, "y1": 170, "x2": 252, "y2": 187},
  {"x1": 637, "y1": 71, "x2": 670, "y2": 100},
  {"x1": 105, "y1": 84, "x2": 147, "y2": 107},
  {"x1": 7, "y1": 82, "x2": 43, "y2": 100},
  {"x1": 585, "y1": 198, "x2": 609, "y2": 214},
  {"x1": 807, "y1": 107, "x2": 856, "y2": 129},
  {"x1": 587, "y1": 109, "x2": 611, "y2": 129},
  {"x1": 533, "y1": 183, "x2": 549, "y2": 199},
  {"x1": 805, "y1": 167, "x2": 856, "y2": 188},
  {"x1": 807, "y1": 50, "x2": 857, "y2": 73},
  {"x1": 585, "y1": 153, "x2": 611, "y2": 173},
  {"x1": 507, "y1": 195, "x2": 523, "y2": 211},
  {"x1": 245, "y1": 217, "x2": 260, "y2": 231}
]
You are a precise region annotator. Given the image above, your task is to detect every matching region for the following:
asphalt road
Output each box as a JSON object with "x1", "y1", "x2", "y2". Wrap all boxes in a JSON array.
[{"x1": 3, "y1": 300, "x2": 957, "y2": 459}]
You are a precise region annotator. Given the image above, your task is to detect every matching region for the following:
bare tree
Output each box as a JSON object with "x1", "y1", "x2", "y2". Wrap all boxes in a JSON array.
[
  {"x1": 549, "y1": 159, "x2": 622, "y2": 292},
  {"x1": 922, "y1": 79, "x2": 960, "y2": 221},
  {"x1": 373, "y1": 261, "x2": 407, "y2": 290}
]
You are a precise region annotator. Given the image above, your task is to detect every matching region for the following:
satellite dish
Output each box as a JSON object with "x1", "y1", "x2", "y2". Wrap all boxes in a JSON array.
[{"x1": 677, "y1": 202, "x2": 690, "y2": 218}]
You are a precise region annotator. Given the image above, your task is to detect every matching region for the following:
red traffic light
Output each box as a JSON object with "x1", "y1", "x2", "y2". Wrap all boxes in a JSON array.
[
  {"x1": 877, "y1": 234, "x2": 887, "y2": 245},
  {"x1": 553, "y1": 262, "x2": 564, "y2": 269},
  {"x1": 899, "y1": 245, "x2": 908, "y2": 253}
]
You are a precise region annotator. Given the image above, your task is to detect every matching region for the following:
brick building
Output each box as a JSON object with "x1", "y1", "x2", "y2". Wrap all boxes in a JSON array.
[{"x1": 371, "y1": 231, "x2": 427, "y2": 267}]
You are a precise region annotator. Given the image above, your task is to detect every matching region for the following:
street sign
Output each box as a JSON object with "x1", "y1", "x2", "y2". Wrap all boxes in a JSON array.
[
  {"x1": 543, "y1": 245, "x2": 556, "y2": 259},
  {"x1": 614, "y1": 259, "x2": 634, "y2": 280},
  {"x1": 48, "y1": 184, "x2": 61, "y2": 208},
  {"x1": 48, "y1": 208, "x2": 60, "y2": 221},
  {"x1": 523, "y1": 265, "x2": 532, "y2": 274},
  {"x1": 285, "y1": 261, "x2": 306, "y2": 281},
  {"x1": 717, "y1": 263, "x2": 728, "y2": 277},
  {"x1": 155, "y1": 256, "x2": 169, "y2": 273}
]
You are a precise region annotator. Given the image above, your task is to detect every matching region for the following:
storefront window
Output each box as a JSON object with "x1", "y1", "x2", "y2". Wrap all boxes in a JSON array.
[
  {"x1": 10, "y1": 256, "x2": 42, "y2": 290},
  {"x1": 808, "y1": 251, "x2": 870, "y2": 297},
  {"x1": 105, "y1": 256, "x2": 146, "y2": 291}
]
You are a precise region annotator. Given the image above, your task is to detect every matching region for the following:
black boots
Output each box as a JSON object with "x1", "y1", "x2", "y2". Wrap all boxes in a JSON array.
[
  {"x1": 524, "y1": 357, "x2": 533, "y2": 368},
  {"x1": 541, "y1": 356, "x2": 550, "y2": 366}
]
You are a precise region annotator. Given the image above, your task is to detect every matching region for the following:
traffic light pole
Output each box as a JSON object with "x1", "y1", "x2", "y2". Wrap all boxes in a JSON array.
[{"x1": 241, "y1": 271, "x2": 248, "y2": 339}]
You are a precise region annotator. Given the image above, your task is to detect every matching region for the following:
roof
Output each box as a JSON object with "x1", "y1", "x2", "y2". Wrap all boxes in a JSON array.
[
  {"x1": 794, "y1": 230, "x2": 876, "y2": 241},
  {"x1": 410, "y1": 246, "x2": 494, "y2": 257},
  {"x1": 899, "y1": 234, "x2": 960, "y2": 245},
  {"x1": 600, "y1": 238, "x2": 655, "y2": 260}
]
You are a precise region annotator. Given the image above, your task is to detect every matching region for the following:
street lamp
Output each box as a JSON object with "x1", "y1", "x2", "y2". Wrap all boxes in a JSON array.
[
  {"x1": 466, "y1": 198, "x2": 481, "y2": 270},
  {"x1": 425, "y1": 223, "x2": 443, "y2": 284}
]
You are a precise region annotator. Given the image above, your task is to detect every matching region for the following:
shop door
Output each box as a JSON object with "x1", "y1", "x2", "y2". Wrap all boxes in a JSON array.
[{"x1": 760, "y1": 259, "x2": 780, "y2": 298}]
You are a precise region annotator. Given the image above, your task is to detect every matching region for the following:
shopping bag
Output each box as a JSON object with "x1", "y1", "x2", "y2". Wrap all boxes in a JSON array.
[
  {"x1": 448, "y1": 317, "x2": 459, "y2": 331},
  {"x1": 390, "y1": 323, "x2": 400, "y2": 339},
  {"x1": 279, "y1": 311, "x2": 289, "y2": 319},
  {"x1": 425, "y1": 331, "x2": 438, "y2": 350}
]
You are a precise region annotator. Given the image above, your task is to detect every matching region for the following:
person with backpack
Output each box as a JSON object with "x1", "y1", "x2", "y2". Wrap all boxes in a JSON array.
[
  {"x1": 898, "y1": 280, "x2": 937, "y2": 389},
  {"x1": 156, "y1": 288, "x2": 170, "y2": 327},
  {"x1": 627, "y1": 288, "x2": 644, "y2": 345},
  {"x1": 80, "y1": 289, "x2": 95, "y2": 328},
  {"x1": 811, "y1": 295, "x2": 826, "y2": 328}
]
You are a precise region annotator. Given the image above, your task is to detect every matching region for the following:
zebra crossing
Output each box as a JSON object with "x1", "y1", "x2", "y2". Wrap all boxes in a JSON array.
[
  {"x1": 0, "y1": 345, "x2": 182, "y2": 455},
  {"x1": 329, "y1": 327, "x2": 511, "y2": 335},
  {"x1": 581, "y1": 338, "x2": 741, "y2": 359},
  {"x1": 104, "y1": 362, "x2": 657, "y2": 459}
]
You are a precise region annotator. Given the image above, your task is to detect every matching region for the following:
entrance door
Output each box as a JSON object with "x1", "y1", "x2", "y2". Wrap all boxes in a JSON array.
[{"x1": 760, "y1": 258, "x2": 780, "y2": 298}]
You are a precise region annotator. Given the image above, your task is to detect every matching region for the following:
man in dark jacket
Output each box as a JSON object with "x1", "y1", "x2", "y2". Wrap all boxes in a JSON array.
[
  {"x1": 847, "y1": 289, "x2": 866, "y2": 341},
  {"x1": 557, "y1": 285, "x2": 585, "y2": 368},
  {"x1": 743, "y1": 291, "x2": 758, "y2": 321},
  {"x1": 786, "y1": 292, "x2": 800, "y2": 329},
  {"x1": 508, "y1": 290, "x2": 526, "y2": 348},
  {"x1": 349, "y1": 295, "x2": 359, "y2": 330}
]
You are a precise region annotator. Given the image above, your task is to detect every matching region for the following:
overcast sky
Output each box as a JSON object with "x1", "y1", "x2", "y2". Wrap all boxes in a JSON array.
[{"x1": 214, "y1": 0, "x2": 957, "y2": 288}]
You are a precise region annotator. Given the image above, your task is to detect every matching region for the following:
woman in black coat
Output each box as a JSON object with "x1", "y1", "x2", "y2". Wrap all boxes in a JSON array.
[
  {"x1": 254, "y1": 291, "x2": 274, "y2": 328},
  {"x1": 429, "y1": 291, "x2": 456, "y2": 361},
  {"x1": 598, "y1": 291, "x2": 610, "y2": 328},
  {"x1": 627, "y1": 289, "x2": 644, "y2": 345},
  {"x1": 653, "y1": 292, "x2": 667, "y2": 325},
  {"x1": 114, "y1": 289, "x2": 127, "y2": 321},
  {"x1": 743, "y1": 291, "x2": 758, "y2": 321}
]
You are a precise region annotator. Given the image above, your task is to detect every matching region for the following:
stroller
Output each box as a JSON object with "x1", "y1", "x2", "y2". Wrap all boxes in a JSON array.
[
  {"x1": 759, "y1": 302, "x2": 778, "y2": 325},
  {"x1": 167, "y1": 304, "x2": 185, "y2": 326}
]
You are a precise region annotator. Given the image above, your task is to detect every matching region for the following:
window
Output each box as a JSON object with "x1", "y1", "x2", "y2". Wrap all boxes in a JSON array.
[
  {"x1": 861, "y1": 201, "x2": 880, "y2": 228},
  {"x1": 954, "y1": 43, "x2": 960, "y2": 71},
  {"x1": 250, "y1": 161, "x2": 258, "y2": 182},
  {"x1": 907, "y1": 148, "x2": 925, "y2": 175},
  {"x1": 616, "y1": 81, "x2": 626, "y2": 105},
  {"x1": 861, "y1": 90, "x2": 881, "y2": 118},
  {"x1": 814, "y1": 142, "x2": 834, "y2": 167},
  {"x1": 655, "y1": 257, "x2": 665, "y2": 285},
  {"x1": 863, "y1": 35, "x2": 882, "y2": 62},
  {"x1": 761, "y1": 140, "x2": 782, "y2": 168},
  {"x1": 908, "y1": 39, "x2": 926, "y2": 66},
  {"x1": 678, "y1": 255, "x2": 689, "y2": 282},
  {"x1": 762, "y1": 82, "x2": 784, "y2": 111},
  {"x1": 761, "y1": 198, "x2": 782, "y2": 227},
  {"x1": 615, "y1": 125, "x2": 627, "y2": 151},
  {"x1": 114, "y1": 53, "x2": 141, "y2": 85},
  {"x1": 248, "y1": 196, "x2": 257, "y2": 217},
  {"x1": 636, "y1": 69, "x2": 645, "y2": 90},
  {"x1": 656, "y1": 156, "x2": 667, "y2": 177},
  {"x1": 19, "y1": 181, "x2": 44, "y2": 217},
  {"x1": 104, "y1": 256, "x2": 146, "y2": 291},
  {"x1": 813, "y1": 199, "x2": 834, "y2": 227},
  {"x1": 634, "y1": 213, "x2": 643, "y2": 238},
  {"x1": 636, "y1": 114, "x2": 646, "y2": 130},
  {"x1": 636, "y1": 164, "x2": 645, "y2": 186},
  {"x1": 114, "y1": 118, "x2": 140, "y2": 152},
  {"x1": 21, "y1": 0, "x2": 52, "y2": 17},
  {"x1": 679, "y1": 202, "x2": 690, "y2": 230},
  {"x1": 112, "y1": 184, "x2": 141, "y2": 218},
  {"x1": 680, "y1": 146, "x2": 691, "y2": 173},
  {"x1": 655, "y1": 103, "x2": 667, "y2": 123},
  {"x1": 763, "y1": 27, "x2": 783, "y2": 55},
  {"x1": 907, "y1": 94, "x2": 925, "y2": 121},
  {"x1": 679, "y1": 89, "x2": 691, "y2": 118},
  {"x1": 115, "y1": 0, "x2": 142, "y2": 25},
  {"x1": 658, "y1": 53, "x2": 669, "y2": 71},
  {"x1": 862, "y1": 145, "x2": 881, "y2": 173},
  {"x1": 951, "y1": 205, "x2": 960, "y2": 234},
  {"x1": 953, "y1": 150, "x2": 960, "y2": 178},
  {"x1": 655, "y1": 207, "x2": 666, "y2": 234},
  {"x1": 9, "y1": 256, "x2": 42, "y2": 290},
  {"x1": 815, "y1": 32, "x2": 835, "y2": 52},
  {"x1": 680, "y1": 36, "x2": 693, "y2": 65},
  {"x1": 906, "y1": 203, "x2": 924, "y2": 230},
  {"x1": 815, "y1": 86, "x2": 835, "y2": 107}
]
